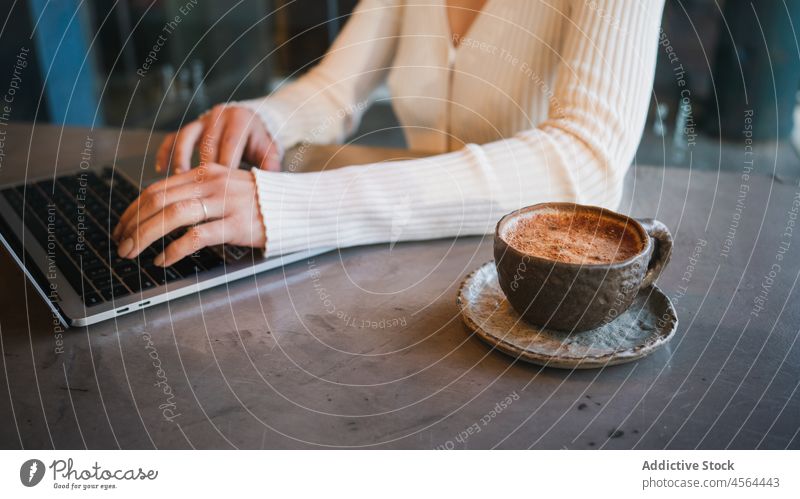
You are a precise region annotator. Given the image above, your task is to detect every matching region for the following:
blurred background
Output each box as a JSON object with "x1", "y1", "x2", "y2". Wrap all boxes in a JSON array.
[{"x1": 1, "y1": 0, "x2": 799, "y2": 178}]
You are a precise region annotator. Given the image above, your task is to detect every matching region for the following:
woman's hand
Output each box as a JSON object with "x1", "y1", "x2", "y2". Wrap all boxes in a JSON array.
[
  {"x1": 112, "y1": 164, "x2": 266, "y2": 267},
  {"x1": 156, "y1": 104, "x2": 281, "y2": 173}
]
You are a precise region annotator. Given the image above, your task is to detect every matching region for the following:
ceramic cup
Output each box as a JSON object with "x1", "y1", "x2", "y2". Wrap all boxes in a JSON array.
[{"x1": 494, "y1": 202, "x2": 673, "y2": 332}]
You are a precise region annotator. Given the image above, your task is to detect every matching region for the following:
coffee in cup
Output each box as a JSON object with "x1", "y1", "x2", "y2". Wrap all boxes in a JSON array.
[
  {"x1": 494, "y1": 203, "x2": 673, "y2": 332},
  {"x1": 502, "y1": 209, "x2": 641, "y2": 265}
]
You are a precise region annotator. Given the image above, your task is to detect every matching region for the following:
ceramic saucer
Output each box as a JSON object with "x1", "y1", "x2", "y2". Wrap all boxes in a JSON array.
[{"x1": 456, "y1": 262, "x2": 678, "y2": 369}]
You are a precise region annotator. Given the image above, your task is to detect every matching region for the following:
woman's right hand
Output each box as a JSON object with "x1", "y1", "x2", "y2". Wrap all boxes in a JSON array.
[{"x1": 156, "y1": 104, "x2": 281, "y2": 173}]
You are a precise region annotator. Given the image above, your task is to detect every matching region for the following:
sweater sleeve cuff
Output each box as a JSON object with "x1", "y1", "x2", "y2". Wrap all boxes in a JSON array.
[{"x1": 251, "y1": 167, "x2": 348, "y2": 256}]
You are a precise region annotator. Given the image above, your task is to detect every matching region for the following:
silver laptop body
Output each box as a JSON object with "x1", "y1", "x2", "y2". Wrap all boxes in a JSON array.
[{"x1": 0, "y1": 165, "x2": 328, "y2": 327}]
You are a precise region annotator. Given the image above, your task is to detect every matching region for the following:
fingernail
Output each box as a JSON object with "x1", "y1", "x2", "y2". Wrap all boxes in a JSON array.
[
  {"x1": 153, "y1": 253, "x2": 165, "y2": 267},
  {"x1": 118, "y1": 238, "x2": 133, "y2": 258}
]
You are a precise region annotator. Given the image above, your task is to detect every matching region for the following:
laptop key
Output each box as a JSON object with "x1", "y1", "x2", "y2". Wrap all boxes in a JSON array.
[
  {"x1": 101, "y1": 285, "x2": 130, "y2": 301},
  {"x1": 223, "y1": 245, "x2": 249, "y2": 260},
  {"x1": 54, "y1": 224, "x2": 73, "y2": 238},
  {"x1": 144, "y1": 265, "x2": 182, "y2": 284},
  {"x1": 104, "y1": 253, "x2": 127, "y2": 267},
  {"x1": 75, "y1": 252, "x2": 104, "y2": 271},
  {"x1": 91, "y1": 274, "x2": 114, "y2": 290},
  {"x1": 122, "y1": 274, "x2": 155, "y2": 293},
  {"x1": 142, "y1": 246, "x2": 160, "y2": 258},
  {"x1": 82, "y1": 292, "x2": 103, "y2": 307},
  {"x1": 93, "y1": 248, "x2": 116, "y2": 265},
  {"x1": 110, "y1": 197, "x2": 128, "y2": 215},
  {"x1": 85, "y1": 265, "x2": 111, "y2": 281},
  {"x1": 113, "y1": 261, "x2": 139, "y2": 276},
  {"x1": 106, "y1": 172, "x2": 139, "y2": 197},
  {"x1": 193, "y1": 249, "x2": 223, "y2": 270},
  {"x1": 86, "y1": 230, "x2": 108, "y2": 245},
  {"x1": 171, "y1": 258, "x2": 202, "y2": 277},
  {"x1": 92, "y1": 241, "x2": 111, "y2": 257}
]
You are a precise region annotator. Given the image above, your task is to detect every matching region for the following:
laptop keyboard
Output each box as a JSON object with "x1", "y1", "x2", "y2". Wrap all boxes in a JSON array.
[{"x1": 0, "y1": 167, "x2": 226, "y2": 307}]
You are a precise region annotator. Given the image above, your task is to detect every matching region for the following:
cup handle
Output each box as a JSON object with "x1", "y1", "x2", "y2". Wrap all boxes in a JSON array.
[{"x1": 637, "y1": 218, "x2": 673, "y2": 288}]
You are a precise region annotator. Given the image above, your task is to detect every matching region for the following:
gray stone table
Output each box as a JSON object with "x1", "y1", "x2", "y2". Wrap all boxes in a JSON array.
[{"x1": 0, "y1": 123, "x2": 798, "y2": 449}]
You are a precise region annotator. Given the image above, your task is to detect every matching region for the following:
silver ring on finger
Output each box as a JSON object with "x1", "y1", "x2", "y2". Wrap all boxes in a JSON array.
[{"x1": 198, "y1": 198, "x2": 210, "y2": 222}]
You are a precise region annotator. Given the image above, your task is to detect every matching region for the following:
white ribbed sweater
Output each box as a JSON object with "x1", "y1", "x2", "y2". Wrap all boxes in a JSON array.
[{"x1": 235, "y1": 0, "x2": 665, "y2": 256}]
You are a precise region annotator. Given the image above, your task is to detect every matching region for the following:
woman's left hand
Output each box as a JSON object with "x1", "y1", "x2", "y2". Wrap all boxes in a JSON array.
[{"x1": 112, "y1": 164, "x2": 266, "y2": 267}]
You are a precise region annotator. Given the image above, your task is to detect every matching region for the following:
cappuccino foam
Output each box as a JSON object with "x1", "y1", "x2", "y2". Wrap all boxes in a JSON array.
[{"x1": 504, "y1": 210, "x2": 641, "y2": 264}]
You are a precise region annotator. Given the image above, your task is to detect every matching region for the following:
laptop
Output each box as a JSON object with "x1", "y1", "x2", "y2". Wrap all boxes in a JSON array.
[{"x1": 0, "y1": 165, "x2": 328, "y2": 327}]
